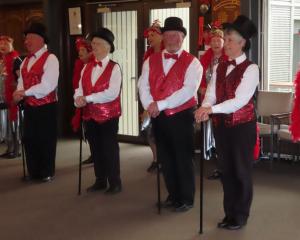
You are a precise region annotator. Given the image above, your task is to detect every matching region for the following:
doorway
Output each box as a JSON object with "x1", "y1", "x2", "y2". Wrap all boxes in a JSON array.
[{"x1": 94, "y1": 1, "x2": 192, "y2": 141}]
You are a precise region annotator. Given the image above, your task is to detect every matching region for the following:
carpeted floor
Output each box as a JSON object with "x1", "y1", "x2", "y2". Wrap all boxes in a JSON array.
[{"x1": 0, "y1": 139, "x2": 300, "y2": 240}]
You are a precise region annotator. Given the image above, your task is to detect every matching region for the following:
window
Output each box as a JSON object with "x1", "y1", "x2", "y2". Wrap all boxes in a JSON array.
[{"x1": 263, "y1": 0, "x2": 300, "y2": 92}]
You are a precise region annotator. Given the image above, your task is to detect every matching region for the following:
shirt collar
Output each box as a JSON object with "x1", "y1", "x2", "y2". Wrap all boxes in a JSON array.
[
  {"x1": 33, "y1": 46, "x2": 47, "y2": 58},
  {"x1": 229, "y1": 53, "x2": 246, "y2": 65},
  {"x1": 95, "y1": 55, "x2": 109, "y2": 66}
]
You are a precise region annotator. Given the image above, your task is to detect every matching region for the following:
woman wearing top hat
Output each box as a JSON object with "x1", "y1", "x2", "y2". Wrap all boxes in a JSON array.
[
  {"x1": 74, "y1": 27, "x2": 122, "y2": 194},
  {"x1": 13, "y1": 22, "x2": 59, "y2": 182},
  {"x1": 139, "y1": 17, "x2": 202, "y2": 212},
  {"x1": 195, "y1": 15, "x2": 259, "y2": 230}
]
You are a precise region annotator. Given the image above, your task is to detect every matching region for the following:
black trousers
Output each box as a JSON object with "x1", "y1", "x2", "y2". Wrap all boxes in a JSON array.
[
  {"x1": 152, "y1": 108, "x2": 195, "y2": 205},
  {"x1": 85, "y1": 118, "x2": 121, "y2": 187},
  {"x1": 23, "y1": 102, "x2": 57, "y2": 178},
  {"x1": 214, "y1": 120, "x2": 256, "y2": 224}
]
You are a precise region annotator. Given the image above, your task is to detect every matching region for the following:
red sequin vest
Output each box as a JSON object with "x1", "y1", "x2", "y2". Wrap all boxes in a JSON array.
[
  {"x1": 149, "y1": 51, "x2": 197, "y2": 116},
  {"x1": 22, "y1": 51, "x2": 57, "y2": 106},
  {"x1": 212, "y1": 59, "x2": 256, "y2": 127},
  {"x1": 82, "y1": 60, "x2": 121, "y2": 123}
]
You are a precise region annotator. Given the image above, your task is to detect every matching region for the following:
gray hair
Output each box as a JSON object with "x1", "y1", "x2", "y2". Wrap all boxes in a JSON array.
[{"x1": 224, "y1": 29, "x2": 246, "y2": 50}]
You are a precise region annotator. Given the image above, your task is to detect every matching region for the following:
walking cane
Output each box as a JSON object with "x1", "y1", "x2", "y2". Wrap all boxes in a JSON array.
[
  {"x1": 78, "y1": 109, "x2": 83, "y2": 195},
  {"x1": 199, "y1": 121, "x2": 205, "y2": 234},
  {"x1": 157, "y1": 158, "x2": 161, "y2": 214},
  {"x1": 18, "y1": 101, "x2": 26, "y2": 179}
]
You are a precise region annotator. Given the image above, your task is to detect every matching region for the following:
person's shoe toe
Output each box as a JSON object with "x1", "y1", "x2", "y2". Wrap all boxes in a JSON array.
[
  {"x1": 217, "y1": 217, "x2": 231, "y2": 228},
  {"x1": 173, "y1": 203, "x2": 193, "y2": 212},
  {"x1": 86, "y1": 182, "x2": 107, "y2": 192},
  {"x1": 225, "y1": 220, "x2": 246, "y2": 230},
  {"x1": 41, "y1": 176, "x2": 54, "y2": 183},
  {"x1": 105, "y1": 185, "x2": 122, "y2": 194}
]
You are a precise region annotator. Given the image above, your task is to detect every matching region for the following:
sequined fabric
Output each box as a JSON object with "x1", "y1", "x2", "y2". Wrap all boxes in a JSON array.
[
  {"x1": 82, "y1": 60, "x2": 121, "y2": 123},
  {"x1": 213, "y1": 59, "x2": 256, "y2": 127},
  {"x1": 149, "y1": 51, "x2": 197, "y2": 116},
  {"x1": 22, "y1": 51, "x2": 57, "y2": 106}
]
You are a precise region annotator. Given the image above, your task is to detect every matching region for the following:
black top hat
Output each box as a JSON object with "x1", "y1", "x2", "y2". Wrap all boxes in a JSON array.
[
  {"x1": 223, "y1": 15, "x2": 257, "y2": 51},
  {"x1": 24, "y1": 22, "x2": 49, "y2": 44},
  {"x1": 90, "y1": 28, "x2": 115, "y2": 53},
  {"x1": 161, "y1": 17, "x2": 187, "y2": 36}
]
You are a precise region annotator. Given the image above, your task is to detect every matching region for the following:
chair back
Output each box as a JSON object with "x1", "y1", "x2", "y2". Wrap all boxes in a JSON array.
[{"x1": 257, "y1": 90, "x2": 293, "y2": 117}]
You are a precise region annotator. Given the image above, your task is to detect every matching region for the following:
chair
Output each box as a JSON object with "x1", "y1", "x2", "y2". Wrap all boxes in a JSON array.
[
  {"x1": 272, "y1": 113, "x2": 300, "y2": 163},
  {"x1": 256, "y1": 91, "x2": 293, "y2": 168}
]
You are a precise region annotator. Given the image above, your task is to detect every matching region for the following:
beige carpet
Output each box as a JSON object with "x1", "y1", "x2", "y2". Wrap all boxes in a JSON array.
[{"x1": 0, "y1": 140, "x2": 300, "y2": 240}]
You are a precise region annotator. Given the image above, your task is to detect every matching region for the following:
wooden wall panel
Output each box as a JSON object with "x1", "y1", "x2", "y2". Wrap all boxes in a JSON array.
[{"x1": 0, "y1": 4, "x2": 43, "y2": 55}]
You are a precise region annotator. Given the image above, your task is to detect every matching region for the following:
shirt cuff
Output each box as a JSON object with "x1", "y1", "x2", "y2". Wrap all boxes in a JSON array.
[
  {"x1": 85, "y1": 95, "x2": 93, "y2": 103},
  {"x1": 211, "y1": 105, "x2": 222, "y2": 114},
  {"x1": 157, "y1": 100, "x2": 168, "y2": 111},
  {"x1": 201, "y1": 102, "x2": 211, "y2": 108},
  {"x1": 24, "y1": 89, "x2": 33, "y2": 97}
]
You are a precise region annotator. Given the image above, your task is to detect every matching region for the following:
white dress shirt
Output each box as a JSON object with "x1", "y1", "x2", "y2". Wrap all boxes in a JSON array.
[
  {"x1": 74, "y1": 55, "x2": 122, "y2": 104},
  {"x1": 138, "y1": 48, "x2": 203, "y2": 111},
  {"x1": 202, "y1": 53, "x2": 259, "y2": 114},
  {"x1": 17, "y1": 46, "x2": 59, "y2": 99}
]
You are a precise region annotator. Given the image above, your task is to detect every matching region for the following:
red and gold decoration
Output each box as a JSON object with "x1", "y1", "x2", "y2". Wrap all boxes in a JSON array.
[
  {"x1": 289, "y1": 70, "x2": 300, "y2": 141},
  {"x1": 198, "y1": 17, "x2": 204, "y2": 47},
  {"x1": 75, "y1": 37, "x2": 92, "y2": 52},
  {"x1": 143, "y1": 19, "x2": 162, "y2": 38},
  {"x1": 211, "y1": 0, "x2": 240, "y2": 23},
  {"x1": 200, "y1": 20, "x2": 224, "y2": 47}
]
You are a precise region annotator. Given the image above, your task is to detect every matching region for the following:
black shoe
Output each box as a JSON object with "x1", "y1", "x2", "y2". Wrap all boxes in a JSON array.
[
  {"x1": 42, "y1": 176, "x2": 54, "y2": 182},
  {"x1": 82, "y1": 156, "x2": 93, "y2": 165},
  {"x1": 0, "y1": 151, "x2": 11, "y2": 158},
  {"x1": 87, "y1": 181, "x2": 107, "y2": 192},
  {"x1": 207, "y1": 169, "x2": 222, "y2": 180},
  {"x1": 105, "y1": 185, "x2": 122, "y2": 194},
  {"x1": 5, "y1": 152, "x2": 19, "y2": 159},
  {"x1": 173, "y1": 203, "x2": 193, "y2": 212},
  {"x1": 159, "y1": 196, "x2": 177, "y2": 208},
  {"x1": 225, "y1": 219, "x2": 246, "y2": 230},
  {"x1": 22, "y1": 175, "x2": 42, "y2": 182},
  {"x1": 217, "y1": 216, "x2": 232, "y2": 228}
]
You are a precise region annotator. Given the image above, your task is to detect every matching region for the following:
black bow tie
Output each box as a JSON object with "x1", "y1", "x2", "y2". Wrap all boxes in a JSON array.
[{"x1": 227, "y1": 60, "x2": 236, "y2": 66}]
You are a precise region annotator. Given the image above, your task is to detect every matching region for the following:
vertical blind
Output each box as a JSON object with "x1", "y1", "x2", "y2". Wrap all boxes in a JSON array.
[
  {"x1": 266, "y1": 0, "x2": 300, "y2": 91},
  {"x1": 103, "y1": 11, "x2": 139, "y2": 136},
  {"x1": 150, "y1": 7, "x2": 190, "y2": 52},
  {"x1": 269, "y1": 4, "x2": 292, "y2": 86}
]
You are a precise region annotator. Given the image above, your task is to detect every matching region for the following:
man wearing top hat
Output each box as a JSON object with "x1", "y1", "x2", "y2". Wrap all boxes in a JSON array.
[
  {"x1": 139, "y1": 17, "x2": 202, "y2": 212},
  {"x1": 195, "y1": 15, "x2": 259, "y2": 230},
  {"x1": 13, "y1": 22, "x2": 59, "y2": 182},
  {"x1": 74, "y1": 27, "x2": 122, "y2": 194}
]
